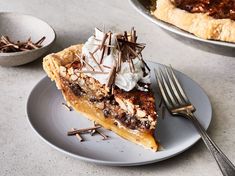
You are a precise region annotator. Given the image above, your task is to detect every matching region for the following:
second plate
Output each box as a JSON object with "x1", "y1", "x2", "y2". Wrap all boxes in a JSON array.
[{"x1": 129, "y1": 0, "x2": 235, "y2": 56}]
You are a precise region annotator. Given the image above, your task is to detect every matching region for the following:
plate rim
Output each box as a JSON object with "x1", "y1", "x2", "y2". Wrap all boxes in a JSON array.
[
  {"x1": 26, "y1": 62, "x2": 212, "y2": 166},
  {"x1": 129, "y1": 0, "x2": 235, "y2": 48}
]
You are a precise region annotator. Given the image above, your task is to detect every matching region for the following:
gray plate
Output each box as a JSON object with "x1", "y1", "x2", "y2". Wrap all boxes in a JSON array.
[
  {"x1": 27, "y1": 62, "x2": 212, "y2": 166},
  {"x1": 129, "y1": 0, "x2": 235, "y2": 57}
]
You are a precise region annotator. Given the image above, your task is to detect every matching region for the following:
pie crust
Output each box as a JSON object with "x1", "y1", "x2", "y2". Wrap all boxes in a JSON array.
[
  {"x1": 153, "y1": 0, "x2": 235, "y2": 43},
  {"x1": 43, "y1": 44, "x2": 158, "y2": 151}
]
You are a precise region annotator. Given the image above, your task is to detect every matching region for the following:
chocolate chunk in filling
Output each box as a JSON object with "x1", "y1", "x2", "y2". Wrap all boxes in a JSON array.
[{"x1": 173, "y1": 0, "x2": 235, "y2": 20}]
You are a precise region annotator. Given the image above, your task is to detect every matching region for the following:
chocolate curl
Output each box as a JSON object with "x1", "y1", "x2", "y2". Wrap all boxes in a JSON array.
[{"x1": 106, "y1": 66, "x2": 116, "y2": 89}]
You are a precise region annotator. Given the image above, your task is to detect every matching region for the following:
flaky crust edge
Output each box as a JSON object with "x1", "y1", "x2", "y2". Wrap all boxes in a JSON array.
[
  {"x1": 154, "y1": 0, "x2": 235, "y2": 43},
  {"x1": 42, "y1": 44, "x2": 158, "y2": 151}
]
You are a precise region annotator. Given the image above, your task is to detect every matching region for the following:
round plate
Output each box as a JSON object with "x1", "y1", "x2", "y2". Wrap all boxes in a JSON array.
[
  {"x1": 129, "y1": 0, "x2": 235, "y2": 56},
  {"x1": 27, "y1": 62, "x2": 212, "y2": 166}
]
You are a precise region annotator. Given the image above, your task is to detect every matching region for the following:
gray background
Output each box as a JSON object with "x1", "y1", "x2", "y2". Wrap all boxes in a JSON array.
[{"x1": 0, "y1": 0, "x2": 235, "y2": 175}]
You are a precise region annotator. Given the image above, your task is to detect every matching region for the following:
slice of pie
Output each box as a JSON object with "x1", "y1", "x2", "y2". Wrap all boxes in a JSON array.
[
  {"x1": 43, "y1": 28, "x2": 158, "y2": 151},
  {"x1": 153, "y1": 0, "x2": 235, "y2": 43}
]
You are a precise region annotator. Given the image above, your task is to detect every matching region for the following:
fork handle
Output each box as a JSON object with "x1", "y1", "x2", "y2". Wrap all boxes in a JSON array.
[{"x1": 188, "y1": 113, "x2": 235, "y2": 176}]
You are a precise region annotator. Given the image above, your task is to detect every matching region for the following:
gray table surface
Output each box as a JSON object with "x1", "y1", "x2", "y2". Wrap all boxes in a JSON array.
[{"x1": 1, "y1": 0, "x2": 235, "y2": 176}]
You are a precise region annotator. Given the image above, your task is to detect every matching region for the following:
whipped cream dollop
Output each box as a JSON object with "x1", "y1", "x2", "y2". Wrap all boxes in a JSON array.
[{"x1": 81, "y1": 28, "x2": 150, "y2": 91}]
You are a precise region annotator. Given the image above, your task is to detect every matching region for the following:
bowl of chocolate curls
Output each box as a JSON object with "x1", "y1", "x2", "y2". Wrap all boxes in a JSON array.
[{"x1": 0, "y1": 12, "x2": 56, "y2": 66}]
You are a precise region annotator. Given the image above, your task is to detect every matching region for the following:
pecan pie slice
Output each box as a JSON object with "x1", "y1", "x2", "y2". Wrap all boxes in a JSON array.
[
  {"x1": 43, "y1": 28, "x2": 158, "y2": 151},
  {"x1": 153, "y1": 0, "x2": 235, "y2": 43}
]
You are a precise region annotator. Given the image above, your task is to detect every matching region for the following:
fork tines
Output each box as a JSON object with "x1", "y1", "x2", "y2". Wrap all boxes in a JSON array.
[{"x1": 154, "y1": 66, "x2": 191, "y2": 110}]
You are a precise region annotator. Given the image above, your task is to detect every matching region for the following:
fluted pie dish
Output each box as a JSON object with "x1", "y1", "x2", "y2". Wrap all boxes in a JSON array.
[
  {"x1": 154, "y1": 0, "x2": 235, "y2": 43},
  {"x1": 129, "y1": 0, "x2": 235, "y2": 56}
]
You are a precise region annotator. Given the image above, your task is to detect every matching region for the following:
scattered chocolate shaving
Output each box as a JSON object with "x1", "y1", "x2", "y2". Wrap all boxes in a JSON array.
[
  {"x1": 71, "y1": 128, "x2": 84, "y2": 142},
  {"x1": 67, "y1": 126, "x2": 101, "y2": 136},
  {"x1": 92, "y1": 122, "x2": 109, "y2": 140},
  {"x1": 90, "y1": 129, "x2": 96, "y2": 136},
  {"x1": 0, "y1": 35, "x2": 45, "y2": 53},
  {"x1": 62, "y1": 103, "x2": 73, "y2": 111},
  {"x1": 96, "y1": 130, "x2": 108, "y2": 140}
]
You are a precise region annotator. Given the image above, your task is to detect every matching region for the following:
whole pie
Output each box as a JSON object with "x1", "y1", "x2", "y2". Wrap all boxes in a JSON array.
[
  {"x1": 43, "y1": 28, "x2": 158, "y2": 151},
  {"x1": 153, "y1": 0, "x2": 235, "y2": 43}
]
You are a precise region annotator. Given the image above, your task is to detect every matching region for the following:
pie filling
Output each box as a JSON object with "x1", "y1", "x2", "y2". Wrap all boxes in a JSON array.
[
  {"x1": 173, "y1": 0, "x2": 235, "y2": 20},
  {"x1": 61, "y1": 72, "x2": 156, "y2": 133}
]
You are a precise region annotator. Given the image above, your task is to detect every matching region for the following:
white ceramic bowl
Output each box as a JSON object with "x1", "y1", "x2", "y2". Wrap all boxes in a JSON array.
[{"x1": 0, "y1": 12, "x2": 56, "y2": 66}]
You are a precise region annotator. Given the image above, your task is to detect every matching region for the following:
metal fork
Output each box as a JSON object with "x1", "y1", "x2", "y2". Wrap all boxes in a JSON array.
[{"x1": 154, "y1": 66, "x2": 235, "y2": 176}]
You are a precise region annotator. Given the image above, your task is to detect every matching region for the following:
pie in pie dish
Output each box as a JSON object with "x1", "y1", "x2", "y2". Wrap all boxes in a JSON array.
[
  {"x1": 153, "y1": 0, "x2": 235, "y2": 43},
  {"x1": 43, "y1": 28, "x2": 158, "y2": 151}
]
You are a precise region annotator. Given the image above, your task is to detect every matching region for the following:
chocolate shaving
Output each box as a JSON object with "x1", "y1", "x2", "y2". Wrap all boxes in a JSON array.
[
  {"x1": 0, "y1": 35, "x2": 45, "y2": 53},
  {"x1": 99, "y1": 45, "x2": 106, "y2": 64},
  {"x1": 90, "y1": 129, "x2": 96, "y2": 136},
  {"x1": 92, "y1": 122, "x2": 108, "y2": 140},
  {"x1": 35, "y1": 36, "x2": 46, "y2": 45},
  {"x1": 74, "y1": 53, "x2": 85, "y2": 67},
  {"x1": 140, "y1": 53, "x2": 150, "y2": 71},
  {"x1": 115, "y1": 36, "x2": 121, "y2": 51},
  {"x1": 124, "y1": 31, "x2": 128, "y2": 40},
  {"x1": 90, "y1": 43, "x2": 114, "y2": 48},
  {"x1": 131, "y1": 27, "x2": 136, "y2": 43},
  {"x1": 67, "y1": 126, "x2": 101, "y2": 136},
  {"x1": 76, "y1": 70, "x2": 109, "y2": 74},
  {"x1": 76, "y1": 54, "x2": 95, "y2": 71},
  {"x1": 126, "y1": 45, "x2": 141, "y2": 60},
  {"x1": 107, "y1": 32, "x2": 112, "y2": 55},
  {"x1": 62, "y1": 103, "x2": 73, "y2": 111},
  {"x1": 116, "y1": 51, "x2": 122, "y2": 72},
  {"x1": 96, "y1": 130, "x2": 108, "y2": 140},
  {"x1": 89, "y1": 52, "x2": 103, "y2": 72},
  {"x1": 106, "y1": 66, "x2": 116, "y2": 88},
  {"x1": 136, "y1": 45, "x2": 146, "y2": 57},
  {"x1": 92, "y1": 46, "x2": 100, "y2": 54},
  {"x1": 102, "y1": 65, "x2": 111, "y2": 69},
  {"x1": 127, "y1": 55, "x2": 135, "y2": 73},
  {"x1": 71, "y1": 128, "x2": 84, "y2": 142},
  {"x1": 100, "y1": 33, "x2": 108, "y2": 50},
  {"x1": 117, "y1": 39, "x2": 145, "y2": 48}
]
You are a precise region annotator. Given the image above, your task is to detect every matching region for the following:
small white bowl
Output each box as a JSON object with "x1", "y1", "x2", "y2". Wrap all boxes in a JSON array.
[{"x1": 0, "y1": 12, "x2": 56, "y2": 66}]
